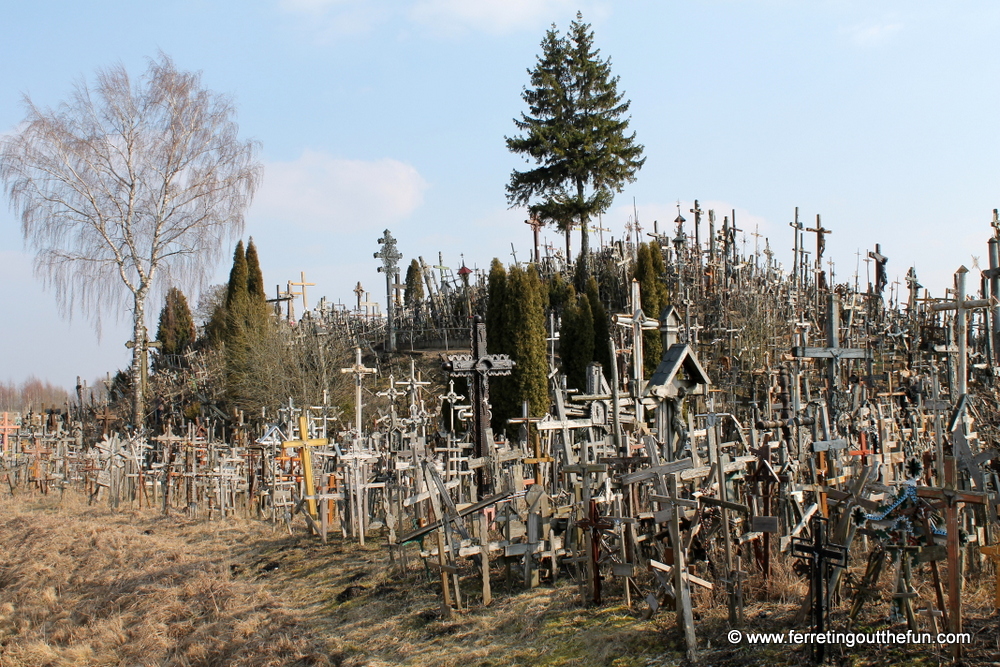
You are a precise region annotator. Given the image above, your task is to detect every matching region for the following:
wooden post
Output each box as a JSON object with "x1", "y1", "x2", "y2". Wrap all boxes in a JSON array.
[{"x1": 915, "y1": 456, "x2": 987, "y2": 658}]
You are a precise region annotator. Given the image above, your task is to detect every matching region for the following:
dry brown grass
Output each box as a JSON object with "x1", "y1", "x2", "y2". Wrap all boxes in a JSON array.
[
  {"x1": 0, "y1": 491, "x2": 333, "y2": 666},
  {"x1": 2, "y1": 489, "x2": 999, "y2": 667}
]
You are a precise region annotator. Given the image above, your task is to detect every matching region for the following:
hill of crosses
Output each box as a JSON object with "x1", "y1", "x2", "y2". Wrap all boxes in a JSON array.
[{"x1": 4, "y1": 210, "x2": 1000, "y2": 667}]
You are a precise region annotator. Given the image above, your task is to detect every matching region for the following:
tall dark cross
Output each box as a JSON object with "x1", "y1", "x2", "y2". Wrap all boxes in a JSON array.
[
  {"x1": 374, "y1": 229, "x2": 403, "y2": 352},
  {"x1": 789, "y1": 207, "x2": 804, "y2": 290},
  {"x1": 525, "y1": 212, "x2": 542, "y2": 264},
  {"x1": 868, "y1": 243, "x2": 888, "y2": 296},
  {"x1": 806, "y1": 215, "x2": 832, "y2": 291},
  {"x1": 689, "y1": 199, "x2": 703, "y2": 256},
  {"x1": 792, "y1": 515, "x2": 847, "y2": 664},
  {"x1": 443, "y1": 316, "x2": 514, "y2": 495}
]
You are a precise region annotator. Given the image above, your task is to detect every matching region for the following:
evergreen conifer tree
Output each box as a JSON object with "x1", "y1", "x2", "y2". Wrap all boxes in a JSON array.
[
  {"x1": 635, "y1": 242, "x2": 667, "y2": 377},
  {"x1": 155, "y1": 287, "x2": 196, "y2": 362},
  {"x1": 244, "y1": 238, "x2": 269, "y2": 330},
  {"x1": 561, "y1": 291, "x2": 595, "y2": 391},
  {"x1": 486, "y1": 258, "x2": 518, "y2": 432},
  {"x1": 507, "y1": 265, "x2": 549, "y2": 424},
  {"x1": 506, "y1": 12, "x2": 645, "y2": 278},
  {"x1": 404, "y1": 259, "x2": 425, "y2": 309},
  {"x1": 586, "y1": 276, "x2": 612, "y2": 375}
]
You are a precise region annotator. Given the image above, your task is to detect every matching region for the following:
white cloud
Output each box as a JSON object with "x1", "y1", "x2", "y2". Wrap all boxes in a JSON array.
[{"x1": 251, "y1": 150, "x2": 428, "y2": 233}]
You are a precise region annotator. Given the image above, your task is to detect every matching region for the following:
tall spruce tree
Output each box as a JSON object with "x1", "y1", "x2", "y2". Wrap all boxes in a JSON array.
[{"x1": 506, "y1": 12, "x2": 645, "y2": 278}]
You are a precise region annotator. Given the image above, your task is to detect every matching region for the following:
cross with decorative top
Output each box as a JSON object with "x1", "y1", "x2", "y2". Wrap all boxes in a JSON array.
[
  {"x1": 443, "y1": 315, "x2": 514, "y2": 495},
  {"x1": 375, "y1": 229, "x2": 403, "y2": 351}
]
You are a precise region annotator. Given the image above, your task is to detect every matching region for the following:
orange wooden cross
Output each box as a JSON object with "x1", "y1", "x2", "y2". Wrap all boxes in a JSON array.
[{"x1": 0, "y1": 412, "x2": 17, "y2": 454}]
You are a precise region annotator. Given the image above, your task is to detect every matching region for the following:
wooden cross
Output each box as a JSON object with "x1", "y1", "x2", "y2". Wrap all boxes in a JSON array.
[
  {"x1": 805, "y1": 214, "x2": 831, "y2": 262},
  {"x1": 929, "y1": 266, "x2": 995, "y2": 396},
  {"x1": 613, "y1": 280, "x2": 660, "y2": 423},
  {"x1": 443, "y1": 315, "x2": 514, "y2": 495},
  {"x1": 288, "y1": 271, "x2": 315, "y2": 311},
  {"x1": 789, "y1": 207, "x2": 804, "y2": 289},
  {"x1": 914, "y1": 455, "x2": 987, "y2": 653},
  {"x1": 868, "y1": 243, "x2": 888, "y2": 295},
  {"x1": 353, "y1": 281, "x2": 365, "y2": 310},
  {"x1": 525, "y1": 212, "x2": 542, "y2": 264},
  {"x1": 95, "y1": 404, "x2": 118, "y2": 437},
  {"x1": 689, "y1": 199, "x2": 703, "y2": 252},
  {"x1": 791, "y1": 514, "x2": 847, "y2": 664},
  {"x1": 340, "y1": 347, "x2": 377, "y2": 435},
  {"x1": 905, "y1": 267, "x2": 921, "y2": 313},
  {"x1": 0, "y1": 412, "x2": 17, "y2": 454},
  {"x1": 282, "y1": 415, "x2": 329, "y2": 523}
]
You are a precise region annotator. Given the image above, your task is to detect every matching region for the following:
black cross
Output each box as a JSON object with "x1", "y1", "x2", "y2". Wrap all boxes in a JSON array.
[
  {"x1": 443, "y1": 315, "x2": 514, "y2": 495},
  {"x1": 792, "y1": 515, "x2": 847, "y2": 664}
]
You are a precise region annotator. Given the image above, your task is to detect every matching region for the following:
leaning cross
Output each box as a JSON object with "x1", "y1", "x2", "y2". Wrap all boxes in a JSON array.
[
  {"x1": 282, "y1": 414, "x2": 328, "y2": 523},
  {"x1": 340, "y1": 347, "x2": 377, "y2": 435},
  {"x1": 443, "y1": 315, "x2": 514, "y2": 496}
]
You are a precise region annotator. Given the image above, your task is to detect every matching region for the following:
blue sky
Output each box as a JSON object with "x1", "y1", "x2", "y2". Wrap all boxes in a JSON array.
[{"x1": 3, "y1": 0, "x2": 1000, "y2": 390}]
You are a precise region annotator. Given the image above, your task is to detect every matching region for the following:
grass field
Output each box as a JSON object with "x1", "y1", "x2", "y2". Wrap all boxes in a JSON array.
[{"x1": 1, "y1": 491, "x2": 998, "y2": 666}]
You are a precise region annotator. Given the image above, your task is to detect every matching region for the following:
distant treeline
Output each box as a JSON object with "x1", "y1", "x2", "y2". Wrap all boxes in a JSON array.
[{"x1": 0, "y1": 378, "x2": 71, "y2": 413}]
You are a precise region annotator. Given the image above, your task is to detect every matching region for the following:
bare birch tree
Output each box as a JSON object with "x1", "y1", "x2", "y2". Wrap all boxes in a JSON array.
[{"x1": 0, "y1": 54, "x2": 262, "y2": 430}]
